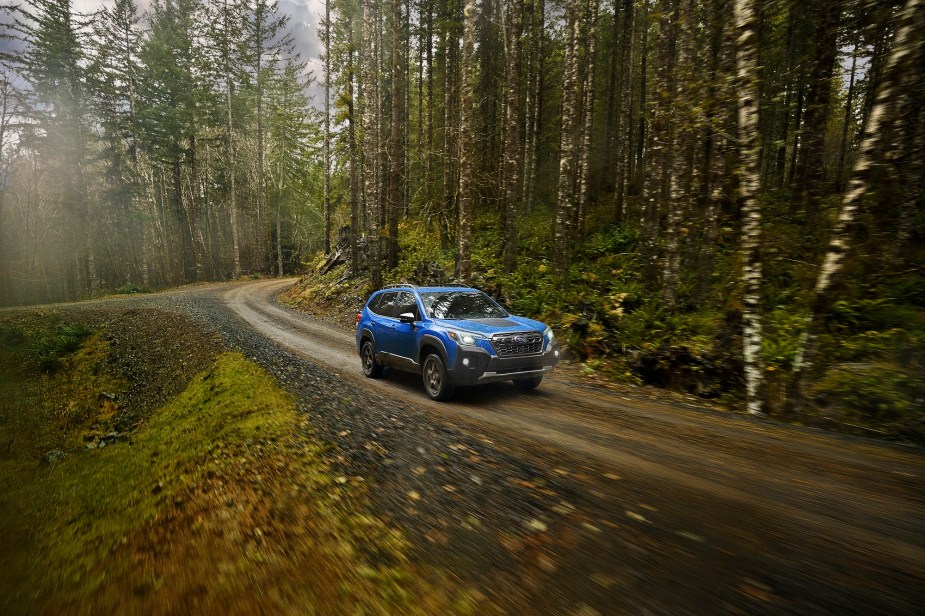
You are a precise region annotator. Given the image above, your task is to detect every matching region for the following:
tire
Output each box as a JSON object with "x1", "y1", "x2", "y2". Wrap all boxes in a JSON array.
[
  {"x1": 513, "y1": 375, "x2": 543, "y2": 391},
  {"x1": 422, "y1": 353, "x2": 455, "y2": 401},
  {"x1": 361, "y1": 340, "x2": 383, "y2": 378}
]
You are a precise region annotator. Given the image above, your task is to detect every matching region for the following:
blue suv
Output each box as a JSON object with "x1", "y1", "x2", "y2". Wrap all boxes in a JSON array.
[{"x1": 356, "y1": 284, "x2": 559, "y2": 400}]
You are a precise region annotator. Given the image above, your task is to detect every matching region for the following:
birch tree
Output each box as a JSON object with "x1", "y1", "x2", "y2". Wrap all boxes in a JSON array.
[
  {"x1": 456, "y1": 0, "x2": 477, "y2": 282},
  {"x1": 575, "y1": 0, "x2": 599, "y2": 241},
  {"x1": 641, "y1": 0, "x2": 677, "y2": 287},
  {"x1": 661, "y1": 0, "x2": 697, "y2": 309},
  {"x1": 733, "y1": 0, "x2": 765, "y2": 415},
  {"x1": 553, "y1": 0, "x2": 583, "y2": 284},
  {"x1": 790, "y1": 0, "x2": 925, "y2": 410}
]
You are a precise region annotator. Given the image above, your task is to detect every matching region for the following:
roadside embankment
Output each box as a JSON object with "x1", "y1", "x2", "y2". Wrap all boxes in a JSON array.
[{"x1": 0, "y1": 308, "x2": 460, "y2": 615}]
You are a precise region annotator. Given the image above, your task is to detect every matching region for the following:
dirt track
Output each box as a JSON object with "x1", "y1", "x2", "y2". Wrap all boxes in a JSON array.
[{"x1": 226, "y1": 278, "x2": 924, "y2": 614}]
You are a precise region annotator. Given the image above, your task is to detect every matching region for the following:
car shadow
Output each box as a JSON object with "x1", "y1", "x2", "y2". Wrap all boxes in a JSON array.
[{"x1": 378, "y1": 367, "x2": 548, "y2": 404}]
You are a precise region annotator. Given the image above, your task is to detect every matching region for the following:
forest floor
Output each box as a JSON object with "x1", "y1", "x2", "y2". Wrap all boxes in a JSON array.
[{"x1": 0, "y1": 278, "x2": 923, "y2": 615}]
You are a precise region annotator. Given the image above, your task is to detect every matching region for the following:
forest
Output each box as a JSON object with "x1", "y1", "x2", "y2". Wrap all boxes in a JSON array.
[{"x1": 0, "y1": 0, "x2": 923, "y2": 433}]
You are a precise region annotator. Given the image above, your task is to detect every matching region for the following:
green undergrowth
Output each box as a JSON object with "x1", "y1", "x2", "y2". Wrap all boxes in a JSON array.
[
  {"x1": 0, "y1": 315, "x2": 470, "y2": 614},
  {"x1": 115, "y1": 282, "x2": 153, "y2": 295},
  {"x1": 0, "y1": 315, "x2": 121, "y2": 455}
]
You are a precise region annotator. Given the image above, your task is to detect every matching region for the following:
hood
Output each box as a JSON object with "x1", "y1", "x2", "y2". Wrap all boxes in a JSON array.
[{"x1": 436, "y1": 316, "x2": 545, "y2": 336}]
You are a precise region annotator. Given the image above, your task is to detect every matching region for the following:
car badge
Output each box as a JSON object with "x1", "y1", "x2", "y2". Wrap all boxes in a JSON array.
[{"x1": 514, "y1": 335, "x2": 527, "y2": 344}]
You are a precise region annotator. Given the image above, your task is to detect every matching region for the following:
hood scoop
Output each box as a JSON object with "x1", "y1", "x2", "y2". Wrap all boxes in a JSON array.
[{"x1": 472, "y1": 318, "x2": 520, "y2": 328}]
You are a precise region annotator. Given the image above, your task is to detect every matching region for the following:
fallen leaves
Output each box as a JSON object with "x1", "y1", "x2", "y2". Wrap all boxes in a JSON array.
[
  {"x1": 525, "y1": 519, "x2": 548, "y2": 533},
  {"x1": 739, "y1": 578, "x2": 775, "y2": 602},
  {"x1": 537, "y1": 554, "x2": 557, "y2": 573},
  {"x1": 589, "y1": 572, "x2": 617, "y2": 588},
  {"x1": 624, "y1": 511, "x2": 649, "y2": 524},
  {"x1": 675, "y1": 530, "x2": 706, "y2": 543}
]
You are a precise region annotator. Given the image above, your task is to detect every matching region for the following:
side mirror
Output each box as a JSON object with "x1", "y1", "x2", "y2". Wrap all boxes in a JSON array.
[{"x1": 399, "y1": 312, "x2": 416, "y2": 325}]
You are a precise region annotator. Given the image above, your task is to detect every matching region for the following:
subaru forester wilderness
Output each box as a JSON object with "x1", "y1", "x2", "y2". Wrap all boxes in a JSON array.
[{"x1": 356, "y1": 284, "x2": 559, "y2": 400}]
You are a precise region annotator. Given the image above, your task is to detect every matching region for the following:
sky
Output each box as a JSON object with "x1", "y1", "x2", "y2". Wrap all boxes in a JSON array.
[{"x1": 71, "y1": 0, "x2": 326, "y2": 101}]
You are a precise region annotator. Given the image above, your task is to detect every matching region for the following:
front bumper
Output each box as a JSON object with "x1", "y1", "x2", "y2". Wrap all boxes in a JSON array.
[{"x1": 447, "y1": 341, "x2": 560, "y2": 386}]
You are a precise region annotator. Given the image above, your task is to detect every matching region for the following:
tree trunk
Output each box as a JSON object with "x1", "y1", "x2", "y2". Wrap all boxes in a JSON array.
[
  {"x1": 424, "y1": 0, "x2": 434, "y2": 219},
  {"x1": 441, "y1": 2, "x2": 459, "y2": 251},
  {"x1": 457, "y1": 0, "x2": 477, "y2": 282},
  {"x1": 576, "y1": 0, "x2": 600, "y2": 241},
  {"x1": 502, "y1": 0, "x2": 524, "y2": 273},
  {"x1": 836, "y1": 47, "x2": 858, "y2": 192},
  {"x1": 773, "y1": 2, "x2": 797, "y2": 189},
  {"x1": 386, "y1": 0, "x2": 404, "y2": 269},
  {"x1": 188, "y1": 135, "x2": 205, "y2": 281},
  {"x1": 277, "y1": 159, "x2": 284, "y2": 276},
  {"x1": 554, "y1": 0, "x2": 583, "y2": 285},
  {"x1": 522, "y1": 0, "x2": 544, "y2": 217},
  {"x1": 641, "y1": 0, "x2": 677, "y2": 288},
  {"x1": 786, "y1": 66, "x2": 806, "y2": 188},
  {"x1": 734, "y1": 0, "x2": 765, "y2": 415},
  {"x1": 256, "y1": 6, "x2": 268, "y2": 271},
  {"x1": 697, "y1": 1, "x2": 734, "y2": 300},
  {"x1": 663, "y1": 0, "x2": 694, "y2": 310},
  {"x1": 323, "y1": 0, "x2": 332, "y2": 255},
  {"x1": 347, "y1": 12, "x2": 361, "y2": 276},
  {"x1": 632, "y1": 9, "x2": 648, "y2": 199},
  {"x1": 363, "y1": 0, "x2": 382, "y2": 288},
  {"x1": 792, "y1": 0, "x2": 844, "y2": 210},
  {"x1": 223, "y1": 0, "x2": 241, "y2": 278},
  {"x1": 612, "y1": 0, "x2": 634, "y2": 223},
  {"x1": 790, "y1": 0, "x2": 924, "y2": 410}
]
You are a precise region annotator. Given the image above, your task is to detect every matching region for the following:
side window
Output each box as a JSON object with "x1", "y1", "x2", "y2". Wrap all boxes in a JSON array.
[
  {"x1": 367, "y1": 294, "x2": 383, "y2": 315},
  {"x1": 394, "y1": 292, "x2": 420, "y2": 320},
  {"x1": 375, "y1": 292, "x2": 397, "y2": 317}
]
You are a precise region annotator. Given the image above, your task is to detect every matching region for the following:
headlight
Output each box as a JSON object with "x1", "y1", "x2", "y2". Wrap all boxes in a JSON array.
[
  {"x1": 544, "y1": 327, "x2": 555, "y2": 344},
  {"x1": 448, "y1": 331, "x2": 481, "y2": 346}
]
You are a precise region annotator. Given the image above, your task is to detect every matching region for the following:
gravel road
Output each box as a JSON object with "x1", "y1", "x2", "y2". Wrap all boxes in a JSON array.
[{"x1": 27, "y1": 278, "x2": 925, "y2": 615}]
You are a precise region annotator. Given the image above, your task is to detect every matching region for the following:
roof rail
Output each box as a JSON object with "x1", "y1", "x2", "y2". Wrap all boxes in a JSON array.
[
  {"x1": 442, "y1": 282, "x2": 472, "y2": 287},
  {"x1": 383, "y1": 283, "x2": 417, "y2": 289}
]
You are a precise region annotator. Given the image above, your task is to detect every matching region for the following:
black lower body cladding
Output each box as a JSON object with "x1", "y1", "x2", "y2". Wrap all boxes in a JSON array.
[{"x1": 448, "y1": 342, "x2": 559, "y2": 386}]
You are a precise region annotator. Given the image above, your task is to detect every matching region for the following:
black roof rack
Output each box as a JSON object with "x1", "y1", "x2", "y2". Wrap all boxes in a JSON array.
[{"x1": 382, "y1": 282, "x2": 476, "y2": 290}]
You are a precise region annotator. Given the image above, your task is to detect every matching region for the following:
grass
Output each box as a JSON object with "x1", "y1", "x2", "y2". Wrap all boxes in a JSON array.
[{"x1": 0, "y1": 315, "x2": 472, "y2": 615}]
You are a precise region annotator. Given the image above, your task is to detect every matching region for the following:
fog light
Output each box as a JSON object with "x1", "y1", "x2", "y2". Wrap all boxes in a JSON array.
[
  {"x1": 462, "y1": 358, "x2": 471, "y2": 367},
  {"x1": 554, "y1": 350, "x2": 560, "y2": 358}
]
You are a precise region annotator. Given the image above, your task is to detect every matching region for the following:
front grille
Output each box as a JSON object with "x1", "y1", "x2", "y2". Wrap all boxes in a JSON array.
[{"x1": 491, "y1": 331, "x2": 543, "y2": 357}]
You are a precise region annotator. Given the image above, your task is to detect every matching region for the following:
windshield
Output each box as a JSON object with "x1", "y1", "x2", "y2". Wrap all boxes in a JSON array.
[{"x1": 420, "y1": 291, "x2": 509, "y2": 319}]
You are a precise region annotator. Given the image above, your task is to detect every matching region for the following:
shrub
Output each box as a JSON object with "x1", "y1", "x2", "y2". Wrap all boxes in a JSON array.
[
  {"x1": 116, "y1": 283, "x2": 152, "y2": 295},
  {"x1": 29, "y1": 322, "x2": 95, "y2": 373},
  {"x1": 815, "y1": 362, "x2": 919, "y2": 420}
]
